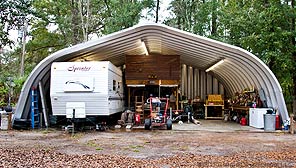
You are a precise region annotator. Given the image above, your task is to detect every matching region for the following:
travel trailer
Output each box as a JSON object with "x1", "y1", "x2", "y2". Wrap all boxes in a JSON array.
[{"x1": 50, "y1": 61, "x2": 124, "y2": 120}]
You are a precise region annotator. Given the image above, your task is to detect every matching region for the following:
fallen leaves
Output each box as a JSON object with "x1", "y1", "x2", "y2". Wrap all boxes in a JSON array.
[{"x1": 0, "y1": 147, "x2": 295, "y2": 167}]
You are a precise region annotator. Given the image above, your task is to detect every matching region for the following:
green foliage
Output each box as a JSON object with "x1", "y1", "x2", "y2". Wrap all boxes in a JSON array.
[
  {"x1": 0, "y1": 76, "x2": 26, "y2": 108},
  {"x1": 0, "y1": 84, "x2": 8, "y2": 107},
  {"x1": 0, "y1": 0, "x2": 33, "y2": 49},
  {"x1": 220, "y1": 0, "x2": 295, "y2": 105},
  {"x1": 0, "y1": 0, "x2": 155, "y2": 106},
  {"x1": 23, "y1": 0, "x2": 154, "y2": 69},
  {"x1": 12, "y1": 76, "x2": 27, "y2": 102},
  {"x1": 102, "y1": 0, "x2": 154, "y2": 34},
  {"x1": 166, "y1": 0, "x2": 296, "y2": 107}
]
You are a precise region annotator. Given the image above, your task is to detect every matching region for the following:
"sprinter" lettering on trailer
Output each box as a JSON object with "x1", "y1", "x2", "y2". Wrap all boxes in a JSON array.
[{"x1": 68, "y1": 65, "x2": 91, "y2": 72}]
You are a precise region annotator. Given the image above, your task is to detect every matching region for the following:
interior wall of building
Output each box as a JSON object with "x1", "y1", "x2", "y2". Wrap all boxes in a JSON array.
[{"x1": 181, "y1": 64, "x2": 225, "y2": 102}]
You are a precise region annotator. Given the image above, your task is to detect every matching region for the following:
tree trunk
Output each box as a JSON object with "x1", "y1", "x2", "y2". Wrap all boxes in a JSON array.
[
  {"x1": 78, "y1": 0, "x2": 86, "y2": 42},
  {"x1": 211, "y1": 0, "x2": 217, "y2": 37},
  {"x1": 71, "y1": 0, "x2": 80, "y2": 45},
  {"x1": 86, "y1": 0, "x2": 89, "y2": 41},
  {"x1": 292, "y1": 0, "x2": 296, "y2": 115},
  {"x1": 155, "y1": 0, "x2": 159, "y2": 23},
  {"x1": 268, "y1": 22, "x2": 276, "y2": 72}
]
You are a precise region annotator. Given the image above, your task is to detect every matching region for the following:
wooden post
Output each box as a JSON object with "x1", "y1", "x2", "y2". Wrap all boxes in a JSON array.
[
  {"x1": 176, "y1": 89, "x2": 179, "y2": 110},
  {"x1": 128, "y1": 87, "x2": 131, "y2": 109},
  {"x1": 290, "y1": 114, "x2": 295, "y2": 134}
]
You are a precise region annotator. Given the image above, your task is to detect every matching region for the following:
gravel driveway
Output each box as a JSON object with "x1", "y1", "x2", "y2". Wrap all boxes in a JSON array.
[{"x1": 0, "y1": 123, "x2": 295, "y2": 167}]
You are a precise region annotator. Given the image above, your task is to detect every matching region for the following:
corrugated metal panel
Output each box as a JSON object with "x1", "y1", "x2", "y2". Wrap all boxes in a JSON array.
[
  {"x1": 200, "y1": 71, "x2": 206, "y2": 101},
  {"x1": 219, "y1": 83, "x2": 224, "y2": 96},
  {"x1": 213, "y1": 78, "x2": 219, "y2": 94},
  {"x1": 188, "y1": 66, "x2": 194, "y2": 99},
  {"x1": 13, "y1": 23, "x2": 289, "y2": 125},
  {"x1": 181, "y1": 64, "x2": 187, "y2": 97},
  {"x1": 193, "y1": 68, "x2": 199, "y2": 98},
  {"x1": 206, "y1": 73, "x2": 212, "y2": 95}
]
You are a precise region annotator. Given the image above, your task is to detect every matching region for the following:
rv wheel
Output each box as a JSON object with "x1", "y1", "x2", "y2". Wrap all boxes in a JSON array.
[
  {"x1": 166, "y1": 119, "x2": 172, "y2": 130},
  {"x1": 144, "y1": 119, "x2": 151, "y2": 130}
]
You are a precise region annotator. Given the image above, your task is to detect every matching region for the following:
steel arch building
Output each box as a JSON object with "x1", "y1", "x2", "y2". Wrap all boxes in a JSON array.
[{"x1": 13, "y1": 23, "x2": 289, "y2": 127}]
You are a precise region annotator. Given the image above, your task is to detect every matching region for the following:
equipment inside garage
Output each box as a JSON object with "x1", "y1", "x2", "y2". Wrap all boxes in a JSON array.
[{"x1": 124, "y1": 55, "x2": 180, "y2": 129}]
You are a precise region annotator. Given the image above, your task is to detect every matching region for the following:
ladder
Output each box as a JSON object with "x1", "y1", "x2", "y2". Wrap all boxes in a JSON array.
[
  {"x1": 135, "y1": 96, "x2": 144, "y2": 123},
  {"x1": 30, "y1": 88, "x2": 40, "y2": 129}
]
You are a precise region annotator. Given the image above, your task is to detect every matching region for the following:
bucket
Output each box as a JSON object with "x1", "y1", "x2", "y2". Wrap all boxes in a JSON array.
[{"x1": 1, "y1": 113, "x2": 9, "y2": 130}]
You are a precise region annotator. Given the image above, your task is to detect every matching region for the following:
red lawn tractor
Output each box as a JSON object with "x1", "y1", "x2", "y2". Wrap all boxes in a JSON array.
[{"x1": 144, "y1": 96, "x2": 172, "y2": 130}]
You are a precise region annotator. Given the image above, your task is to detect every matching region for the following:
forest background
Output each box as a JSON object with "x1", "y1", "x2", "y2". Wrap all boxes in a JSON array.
[{"x1": 1, "y1": 0, "x2": 296, "y2": 114}]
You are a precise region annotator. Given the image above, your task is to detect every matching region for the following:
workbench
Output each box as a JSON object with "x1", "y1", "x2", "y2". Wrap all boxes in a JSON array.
[
  {"x1": 204, "y1": 104, "x2": 224, "y2": 119},
  {"x1": 230, "y1": 106, "x2": 250, "y2": 115}
]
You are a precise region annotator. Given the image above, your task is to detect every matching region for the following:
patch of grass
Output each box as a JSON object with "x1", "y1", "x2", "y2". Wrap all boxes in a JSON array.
[
  {"x1": 127, "y1": 145, "x2": 144, "y2": 152},
  {"x1": 96, "y1": 147, "x2": 103, "y2": 151},
  {"x1": 42, "y1": 130, "x2": 50, "y2": 134},
  {"x1": 130, "y1": 145, "x2": 144, "y2": 149},
  {"x1": 41, "y1": 128, "x2": 56, "y2": 134},
  {"x1": 87, "y1": 140, "x2": 98, "y2": 147},
  {"x1": 110, "y1": 144, "x2": 116, "y2": 149},
  {"x1": 122, "y1": 145, "x2": 144, "y2": 152},
  {"x1": 123, "y1": 147, "x2": 130, "y2": 150},
  {"x1": 71, "y1": 133, "x2": 83, "y2": 139},
  {"x1": 178, "y1": 146, "x2": 189, "y2": 151},
  {"x1": 130, "y1": 145, "x2": 137, "y2": 149},
  {"x1": 44, "y1": 147, "x2": 51, "y2": 153}
]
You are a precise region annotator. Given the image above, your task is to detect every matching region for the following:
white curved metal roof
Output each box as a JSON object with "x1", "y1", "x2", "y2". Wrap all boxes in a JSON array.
[{"x1": 13, "y1": 23, "x2": 289, "y2": 125}]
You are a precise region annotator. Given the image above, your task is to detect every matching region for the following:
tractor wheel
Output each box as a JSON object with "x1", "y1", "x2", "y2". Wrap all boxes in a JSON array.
[
  {"x1": 144, "y1": 119, "x2": 151, "y2": 130},
  {"x1": 166, "y1": 119, "x2": 172, "y2": 130}
]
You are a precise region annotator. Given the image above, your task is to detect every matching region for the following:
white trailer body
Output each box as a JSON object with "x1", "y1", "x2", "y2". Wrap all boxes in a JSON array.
[{"x1": 50, "y1": 61, "x2": 124, "y2": 118}]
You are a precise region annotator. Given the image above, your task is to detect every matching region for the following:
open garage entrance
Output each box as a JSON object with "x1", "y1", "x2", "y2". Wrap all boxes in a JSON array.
[{"x1": 12, "y1": 23, "x2": 289, "y2": 130}]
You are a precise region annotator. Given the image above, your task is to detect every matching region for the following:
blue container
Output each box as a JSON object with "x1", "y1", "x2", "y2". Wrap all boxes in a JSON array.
[{"x1": 284, "y1": 121, "x2": 289, "y2": 130}]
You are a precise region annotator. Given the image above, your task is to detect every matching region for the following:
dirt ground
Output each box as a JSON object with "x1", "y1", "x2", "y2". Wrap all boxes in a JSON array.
[{"x1": 0, "y1": 123, "x2": 296, "y2": 167}]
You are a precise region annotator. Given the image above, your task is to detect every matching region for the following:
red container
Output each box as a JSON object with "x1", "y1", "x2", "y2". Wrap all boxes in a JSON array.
[
  {"x1": 275, "y1": 115, "x2": 281, "y2": 130},
  {"x1": 135, "y1": 114, "x2": 141, "y2": 125},
  {"x1": 240, "y1": 117, "x2": 247, "y2": 126}
]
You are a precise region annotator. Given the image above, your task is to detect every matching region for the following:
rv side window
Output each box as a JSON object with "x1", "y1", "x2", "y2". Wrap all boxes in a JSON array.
[{"x1": 113, "y1": 80, "x2": 116, "y2": 91}]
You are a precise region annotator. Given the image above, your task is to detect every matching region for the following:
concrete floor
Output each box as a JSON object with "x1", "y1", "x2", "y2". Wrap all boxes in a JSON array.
[
  {"x1": 132, "y1": 119, "x2": 267, "y2": 132},
  {"x1": 172, "y1": 119, "x2": 265, "y2": 132}
]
